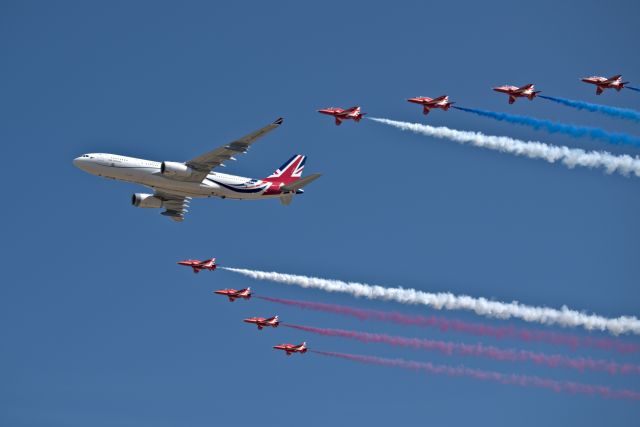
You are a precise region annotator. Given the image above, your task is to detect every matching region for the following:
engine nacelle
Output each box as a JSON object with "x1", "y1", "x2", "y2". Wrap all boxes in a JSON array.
[
  {"x1": 161, "y1": 161, "x2": 194, "y2": 178},
  {"x1": 131, "y1": 193, "x2": 163, "y2": 208}
]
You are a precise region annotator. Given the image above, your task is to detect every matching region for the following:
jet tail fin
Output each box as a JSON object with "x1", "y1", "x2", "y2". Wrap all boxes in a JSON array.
[{"x1": 266, "y1": 155, "x2": 306, "y2": 184}]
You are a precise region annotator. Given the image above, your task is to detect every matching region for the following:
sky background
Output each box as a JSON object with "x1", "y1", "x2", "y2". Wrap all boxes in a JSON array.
[{"x1": 1, "y1": 1, "x2": 640, "y2": 425}]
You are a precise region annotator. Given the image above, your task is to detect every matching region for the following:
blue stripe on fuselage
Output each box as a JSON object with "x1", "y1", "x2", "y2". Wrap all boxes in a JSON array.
[{"x1": 206, "y1": 178, "x2": 269, "y2": 194}]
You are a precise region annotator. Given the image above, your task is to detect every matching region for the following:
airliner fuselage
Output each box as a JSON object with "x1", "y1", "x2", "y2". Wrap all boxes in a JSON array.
[{"x1": 73, "y1": 153, "x2": 288, "y2": 200}]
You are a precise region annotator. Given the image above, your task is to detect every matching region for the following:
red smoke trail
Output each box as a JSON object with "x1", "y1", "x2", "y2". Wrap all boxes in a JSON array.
[
  {"x1": 285, "y1": 324, "x2": 640, "y2": 375},
  {"x1": 311, "y1": 350, "x2": 640, "y2": 401},
  {"x1": 258, "y1": 296, "x2": 639, "y2": 354}
]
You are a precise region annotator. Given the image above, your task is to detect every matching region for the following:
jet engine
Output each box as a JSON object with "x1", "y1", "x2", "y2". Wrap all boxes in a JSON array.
[
  {"x1": 131, "y1": 193, "x2": 163, "y2": 208},
  {"x1": 160, "y1": 161, "x2": 194, "y2": 178}
]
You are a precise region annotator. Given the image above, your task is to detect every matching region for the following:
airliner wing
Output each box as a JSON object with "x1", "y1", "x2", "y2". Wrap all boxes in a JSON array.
[
  {"x1": 155, "y1": 190, "x2": 191, "y2": 222},
  {"x1": 185, "y1": 118, "x2": 284, "y2": 182}
]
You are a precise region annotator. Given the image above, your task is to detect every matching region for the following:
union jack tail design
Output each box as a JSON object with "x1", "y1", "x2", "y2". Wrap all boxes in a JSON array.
[{"x1": 265, "y1": 154, "x2": 306, "y2": 184}]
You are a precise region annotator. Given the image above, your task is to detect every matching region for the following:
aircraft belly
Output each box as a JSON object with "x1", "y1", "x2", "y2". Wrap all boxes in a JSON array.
[
  {"x1": 219, "y1": 191, "x2": 281, "y2": 201},
  {"x1": 99, "y1": 164, "x2": 285, "y2": 201},
  {"x1": 131, "y1": 174, "x2": 215, "y2": 198}
]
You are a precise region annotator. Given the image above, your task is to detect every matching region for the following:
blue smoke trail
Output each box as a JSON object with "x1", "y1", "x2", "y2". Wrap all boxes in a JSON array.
[
  {"x1": 628, "y1": 87, "x2": 640, "y2": 93},
  {"x1": 453, "y1": 106, "x2": 640, "y2": 147},
  {"x1": 539, "y1": 95, "x2": 640, "y2": 123}
]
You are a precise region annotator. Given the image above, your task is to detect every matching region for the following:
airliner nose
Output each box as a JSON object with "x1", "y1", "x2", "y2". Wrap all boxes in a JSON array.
[
  {"x1": 73, "y1": 156, "x2": 85, "y2": 168},
  {"x1": 73, "y1": 155, "x2": 90, "y2": 171}
]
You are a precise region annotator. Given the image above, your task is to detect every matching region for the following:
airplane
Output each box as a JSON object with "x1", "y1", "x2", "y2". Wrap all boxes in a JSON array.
[
  {"x1": 213, "y1": 287, "x2": 251, "y2": 302},
  {"x1": 493, "y1": 84, "x2": 541, "y2": 104},
  {"x1": 273, "y1": 342, "x2": 307, "y2": 356},
  {"x1": 244, "y1": 315, "x2": 279, "y2": 330},
  {"x1": 407, "y1": 95, "x2": 454, "y2": 115},
  {"x1": 317, "y1": 106, "x2": 366, "y2": 126},
  {"x1": 73, "y1": 118, "x2": 322, "y2": 222},
  {"x1": 177, "y1": 257, "x2": 217, "y2": 273},
  {"x1": 581, "y1": 75, "x2": 629, "y2": 95}
]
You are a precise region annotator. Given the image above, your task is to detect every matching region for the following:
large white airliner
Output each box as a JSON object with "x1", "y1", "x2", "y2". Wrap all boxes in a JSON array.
[{"x1": 73, "y1": 118, "x2": 321, "y2": 221}]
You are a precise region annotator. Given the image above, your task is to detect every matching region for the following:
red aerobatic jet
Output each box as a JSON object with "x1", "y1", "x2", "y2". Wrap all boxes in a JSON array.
[
  {"x1": 177, "y1": 257, "x2": 217, "y2": 273},
  {"x1": 407, "y1": 95, "x2": 454, "y2": 115},
  {"x1": 317, "y1": 106, "x2": 366, "y2": 126},
  {"x1": 213, "y1": 287, "x2": 251, "y2": 302},
  {"x1": 244, "y1": 315, "x2": 279, "y2": 330},
  {"x1": 273, "y1": 342, "x2": 307, "y2": 356},
  {"x1": 493, "y1": 84, "x2": 541, "y2": 104},
  {"x1": 581, "y1": 75, "x2": 628, "y2": 95}
]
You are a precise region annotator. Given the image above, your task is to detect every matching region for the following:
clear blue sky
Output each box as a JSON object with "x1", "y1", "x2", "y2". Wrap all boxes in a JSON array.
[{"x1": 1, "y1": 1, "x2": 639, "y2": 425}]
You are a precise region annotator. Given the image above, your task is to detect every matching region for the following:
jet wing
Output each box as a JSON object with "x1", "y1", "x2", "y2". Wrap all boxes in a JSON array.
[
  {"x1": 516, "y1": 84, "x2": 534, "y2": 92},
  {"x1": 185, "y1": 118, "x2": 284, "y2": 182},
  {"x1": 155, "y1": 190, "x2": 191, "y2": 222}
]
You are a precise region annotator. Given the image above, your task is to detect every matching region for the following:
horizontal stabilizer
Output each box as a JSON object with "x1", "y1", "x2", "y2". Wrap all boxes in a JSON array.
[{"x1": 282, "y1": 173, "x2": 322, "y2": 192}]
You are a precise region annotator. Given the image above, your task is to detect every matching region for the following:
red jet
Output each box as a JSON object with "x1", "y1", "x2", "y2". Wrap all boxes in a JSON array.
[
  {"x1": 177, "y1": 257, "x2": 217, "y2": 273},
  {"x1": 244, "y1": 315, "x2": 279, "y2": 330},
  {"x1": 318, "y1": 106, "x2": 366, "y2": 126},
  {"x1": 581, "y1": 75, "x2": 628, "y2": 95},
  {"x1": 273, "y1": 342, "x2": 307, "y2": 356},
  {"x1": 407, "y1": 95, "x2": 454, "y2": 115},
  {"x1": 493, "y1": 84, "x2": 541, "y2": 104},
  {"x1": 213, "y1": 287, "x2": 251, "y2": 302}
]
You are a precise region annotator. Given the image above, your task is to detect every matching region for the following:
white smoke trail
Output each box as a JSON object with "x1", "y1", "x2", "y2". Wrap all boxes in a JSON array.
[
  {"x1": 368, "y1": 117, "x2": 640, "y2": 177},
  {"x1": 222, "y1": 268, "x2": 640, "y2": 336}
]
